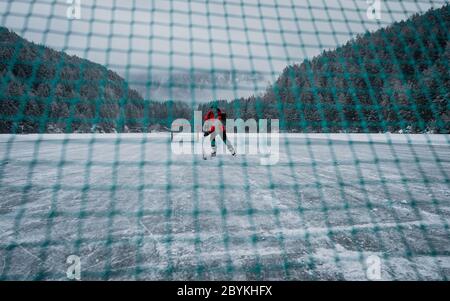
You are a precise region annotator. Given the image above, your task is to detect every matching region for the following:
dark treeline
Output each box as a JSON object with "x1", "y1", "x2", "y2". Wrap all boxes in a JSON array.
[
  {"x1": 201, "y1": 5, "x2": 449, "y2": 133},
  {"x1": 0, "y1": 27, "x2": 191, "y2": 133},
  {"x1": 0, "y1": 5, "x2": 449, "y2": 134}
]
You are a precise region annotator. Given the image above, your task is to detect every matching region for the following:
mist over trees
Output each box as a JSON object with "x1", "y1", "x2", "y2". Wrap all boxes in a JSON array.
[{"x1": 0, "y1": 5, "x2": 448, "y2": 134}]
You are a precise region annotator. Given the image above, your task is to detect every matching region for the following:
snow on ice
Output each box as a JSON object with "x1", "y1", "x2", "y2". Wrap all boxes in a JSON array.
[{"x1": 0, "y1": 133, "x2": 448, "y2": 280}]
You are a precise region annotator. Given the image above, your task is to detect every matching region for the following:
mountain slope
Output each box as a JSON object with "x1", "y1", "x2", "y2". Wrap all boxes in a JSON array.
[
  {"x1": 0, "y1": 27, "x2": 152, "y2": 133},
  {"x1": 1, "y1": 5, "x2": 448, "y2": 134},
  {"x1": 203, "y1": 5, "x2": 449, "y2": 133}
]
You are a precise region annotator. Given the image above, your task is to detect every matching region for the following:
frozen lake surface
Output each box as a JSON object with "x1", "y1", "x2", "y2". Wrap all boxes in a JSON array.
[{"x1": 0, "y1": 133, "x2": 449, "y2": 280}]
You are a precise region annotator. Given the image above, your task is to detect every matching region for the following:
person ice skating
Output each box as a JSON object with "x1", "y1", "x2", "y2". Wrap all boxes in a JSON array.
[{"x1": 203, "y1": 104, "x2": 236, "y2": 157}]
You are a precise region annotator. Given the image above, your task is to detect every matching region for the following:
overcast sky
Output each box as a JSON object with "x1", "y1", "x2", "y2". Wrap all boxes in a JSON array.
[{"x1": 0, "y1": 0, "x2": 446, "y2": 81}]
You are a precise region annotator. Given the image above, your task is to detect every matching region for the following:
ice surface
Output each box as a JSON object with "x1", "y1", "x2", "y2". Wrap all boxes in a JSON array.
[{"x1": 0, "y1": 133, "x2": 449, "y2": 280}]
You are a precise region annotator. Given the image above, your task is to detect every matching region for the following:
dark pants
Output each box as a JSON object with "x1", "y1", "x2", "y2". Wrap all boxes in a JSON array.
[{"x1": 210, "y1": 130, "x2": 234, "y2": 154}]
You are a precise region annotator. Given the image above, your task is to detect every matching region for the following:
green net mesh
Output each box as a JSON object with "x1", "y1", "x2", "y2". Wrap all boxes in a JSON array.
[{"x1": 0, "y1": 0, "x2": 449, "y2": 280}]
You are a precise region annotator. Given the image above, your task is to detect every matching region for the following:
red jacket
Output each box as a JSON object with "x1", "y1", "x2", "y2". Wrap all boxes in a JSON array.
[{"x1": 204, "y1": 108, "x2": 225, "y2": 133}]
